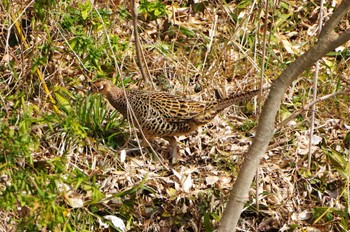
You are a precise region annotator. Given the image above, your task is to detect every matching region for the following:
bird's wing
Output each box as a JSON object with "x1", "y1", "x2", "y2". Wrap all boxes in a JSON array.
[{"x1": 143, "y1": 92, "x2": 207, "y2": 122}]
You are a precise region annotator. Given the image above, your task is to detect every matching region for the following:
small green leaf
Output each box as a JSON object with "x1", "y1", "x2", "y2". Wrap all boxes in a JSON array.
[
  {"x1": 81, "y1": 1, "x2": 92, "y2": 20},
  {"x1": 54, "y1": 92, "x2": 72, "y2": 112},
  {"x1": 179, "y1": 26, "x2": 196, "y2": 37}
]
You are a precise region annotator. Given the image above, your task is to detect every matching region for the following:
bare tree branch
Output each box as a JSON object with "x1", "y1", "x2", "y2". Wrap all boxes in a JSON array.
[{"x1": 218, "y1": 0, "x2": 350, "y2": 230}]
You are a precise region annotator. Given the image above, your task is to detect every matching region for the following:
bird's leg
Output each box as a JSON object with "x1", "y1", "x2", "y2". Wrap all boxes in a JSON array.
[{"x1": 163, "y1": 136, "x2": 179, "y2": 164}]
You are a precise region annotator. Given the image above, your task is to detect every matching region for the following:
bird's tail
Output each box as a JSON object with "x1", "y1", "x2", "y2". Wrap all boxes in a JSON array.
[
  {"x1": 215, "y1": 88, "x2": 267, "y2": 112},
  {"x1": 192, "y1": 87, "x2": 268, "y2": 126}
]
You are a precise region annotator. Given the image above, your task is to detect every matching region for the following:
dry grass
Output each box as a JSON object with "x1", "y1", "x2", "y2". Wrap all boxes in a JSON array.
[{"x1": 0, "y1": 0, "x2": 349, "y2": 231}]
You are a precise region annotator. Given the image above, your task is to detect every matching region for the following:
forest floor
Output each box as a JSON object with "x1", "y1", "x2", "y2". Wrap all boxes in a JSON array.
[{"x1": 1, "y1": 0, "x2": 350, "y2": 231}]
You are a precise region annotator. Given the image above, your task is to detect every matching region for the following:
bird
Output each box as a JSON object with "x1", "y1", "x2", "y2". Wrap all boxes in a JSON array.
[{"x1": 91, "y1": 79, "x2": 263, "y2": 163}]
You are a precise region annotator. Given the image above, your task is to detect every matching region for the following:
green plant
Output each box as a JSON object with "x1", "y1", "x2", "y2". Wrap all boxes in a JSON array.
[{"x1": 139, "y1": 0, "x2": 168, "y2": 21}]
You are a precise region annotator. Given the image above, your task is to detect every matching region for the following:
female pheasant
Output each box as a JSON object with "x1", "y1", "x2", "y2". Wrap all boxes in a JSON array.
[{"x1": 91, "y1": 79, "x2": 261, "y2": 163}]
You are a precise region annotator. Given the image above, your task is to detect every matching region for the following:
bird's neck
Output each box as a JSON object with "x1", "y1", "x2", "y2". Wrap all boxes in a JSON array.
[
  {"x1": 106, "y1": 84, "x2": 121, "y2": 97},
  {"x1": 105, "y1": 86, "x2": 126, "y2": 110}
]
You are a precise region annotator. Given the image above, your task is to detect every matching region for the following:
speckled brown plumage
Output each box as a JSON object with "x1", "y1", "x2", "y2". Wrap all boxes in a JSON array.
[{"x1": 91, "y1": 79, "x2": 262, "y2": 163}]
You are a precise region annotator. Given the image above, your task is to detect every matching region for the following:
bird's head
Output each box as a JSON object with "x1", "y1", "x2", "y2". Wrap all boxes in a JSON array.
[{"x1": 90, "y1": 79, "x2": 115, "y2": 95}]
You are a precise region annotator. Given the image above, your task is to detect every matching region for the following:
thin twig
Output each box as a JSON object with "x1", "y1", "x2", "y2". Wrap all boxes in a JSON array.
[
  {"x1": 202, "y1": 14, "x2": 218, "y2": 70},
  {"x1": 275, "y1": 91, "x2": 344, "y2": 132},
  {"x1": 308, "y1": 0, "x2": 324, "y2": 170},
  {"x1": 259, "y1": 0, "x2": 269, "y2": 114},
  {"x1": 131, "y1": 0, "x2": 154, "y2": 89}
]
